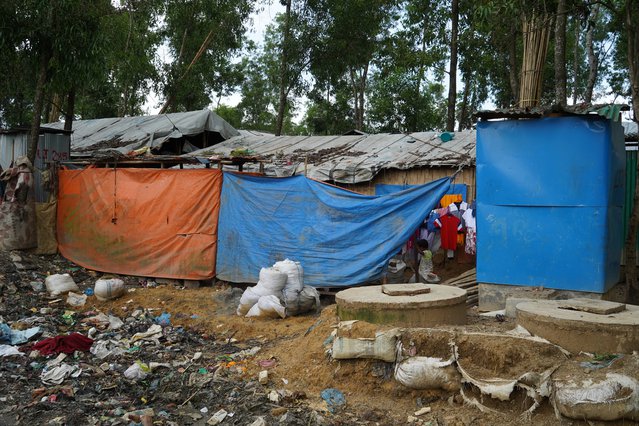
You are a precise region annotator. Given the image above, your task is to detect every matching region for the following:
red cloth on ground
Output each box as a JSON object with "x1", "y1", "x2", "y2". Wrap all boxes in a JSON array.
[
  {"x1": 435, "y1": 214, "x2": 462, "y2": 250},
  {"x1": 32, "y1": 333, "x2": 94, "y2": 356}
]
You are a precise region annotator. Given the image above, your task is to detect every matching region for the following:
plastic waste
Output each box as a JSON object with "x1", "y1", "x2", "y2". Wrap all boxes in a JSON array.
[
  {"x1": 321, "y1": 388, "x2": 346, "y2": 413},
  {"x1": 155, "y1": 312, "x2": 171, "y2": 326},
  {"x1": 40, "y1": 363, "x2": 82, "y2": 385},
  {"x1": 94, "y1": 278, "x2": 126, "y2": 301},
  {"x1": 66, "y1": 291, "x2": 87, "y2": 307},
  {"x1": 0, "y1": 344, "x2": 24, "y2": 357},
  {"x1": 124, "y1": 361, "x2": 150, "y2": 380},
  {"x1": 45, "y1": 274, "x2": 80, "y2": 296}
]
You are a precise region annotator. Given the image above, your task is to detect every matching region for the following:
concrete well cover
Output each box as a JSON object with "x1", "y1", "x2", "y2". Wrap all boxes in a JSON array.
[
  {"x1": 336, "y1": 284, "x2": 467, "y2": 327},
  {"x1": 516, "y1": 299, "x2": 639, "y2": 354}
]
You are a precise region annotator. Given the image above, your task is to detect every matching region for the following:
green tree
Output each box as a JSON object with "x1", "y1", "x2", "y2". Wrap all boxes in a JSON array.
[{"x1": 158, "y1": 0, "x2": 254, "y2": 113}]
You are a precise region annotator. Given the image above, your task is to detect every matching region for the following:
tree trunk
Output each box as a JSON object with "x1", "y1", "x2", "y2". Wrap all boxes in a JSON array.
[
  {"x1": 623, "y1": 0, "x2": 639, "y2": 303},
  {"x1": 64, "y1": 89, "x2": 75, "y2": 132},
  {"x1": 28, "y1": 51, "x2": 52, "y2": 164},
  {"x1": 572, "y1": 19, "x2": 580, "y2": 104},
  {"x1": 446, "y1": 0, "x2": 459, "y2": 132},
  {"x1": 458, "y1": 79, "x2": 470, "y2": 132},
  {"x1": 584, "y1": 5, "x2": 600, "y2": 104},
  {"x1": 508, "y1": 25, "x2": 519, "y2": 106},
  {"x1": 554, "y1": 0, "x2": 567, "y2": 106},
  {"x1": 48, "y1": 93, "x2": 61, "y2": 123},
  {"x1": 275, "y1": 0, "x2": 292, "y2": 136}
]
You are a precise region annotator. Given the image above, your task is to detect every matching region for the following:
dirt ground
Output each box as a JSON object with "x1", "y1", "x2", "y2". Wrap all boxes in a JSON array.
[{"x1": 0, "y1": 250, "x2": 637, "y2": 425}]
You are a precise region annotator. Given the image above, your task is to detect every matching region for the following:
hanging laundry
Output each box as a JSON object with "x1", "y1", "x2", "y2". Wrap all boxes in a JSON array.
[
  {"x1": 440, "y1": 194, "x2": 462, "y2": 209},
  {"x1": 435, "y1": 214, "x2": 462, "y2": 251},
  {"x1": 462, "y1": 206, "x2": 476, "y2": 255}
]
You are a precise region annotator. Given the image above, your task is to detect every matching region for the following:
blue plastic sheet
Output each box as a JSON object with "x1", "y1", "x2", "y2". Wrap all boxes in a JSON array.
[
  {"x1": 216, "y1": 174, "x2": 451, "y2": 287},
  {"x1": 375, "y1": 183, "x2": 468, "y2": 201}
]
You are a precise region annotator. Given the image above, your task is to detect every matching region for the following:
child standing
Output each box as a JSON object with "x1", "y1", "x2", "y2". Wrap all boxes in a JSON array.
[{"x1": 416, "y1": 239, "x2": 433, "y2": 283}]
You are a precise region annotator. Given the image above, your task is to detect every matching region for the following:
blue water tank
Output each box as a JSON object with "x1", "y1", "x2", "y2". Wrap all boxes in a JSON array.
[{"x1": 476, "y1": 116, "x2": 625, "y2": 293}]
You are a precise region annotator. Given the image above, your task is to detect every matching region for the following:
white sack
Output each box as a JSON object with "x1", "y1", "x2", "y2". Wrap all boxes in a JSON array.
[
  {"x1": 273, "y1": 259, "x2": 304, "y2": 291},
  {"x1": 94, "y1": 278, "x2": 126, "y2": 301},
  {"x1": 45, "y1": 274, "x2": 79, "y2": 296},
  {"x1": 246, "y1": 295, "x2": 287, "y2": 319},
  {"x1": 332, "y1": 329, "x2": 399, "y2": 362},
  {"x1": 394, "y1": 356, "x2": 461, "y2": 391}
]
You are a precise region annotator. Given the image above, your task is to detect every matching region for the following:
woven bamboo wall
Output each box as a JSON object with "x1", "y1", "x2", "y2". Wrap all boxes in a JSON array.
[{"x1": 338, "y1": 166, "x2": 476, "y2": 201}]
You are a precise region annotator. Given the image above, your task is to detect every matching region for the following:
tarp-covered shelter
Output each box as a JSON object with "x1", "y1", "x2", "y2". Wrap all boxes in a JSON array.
[
  {"x1": 188, "y1": 130, "x2": 477, "y2": 199},
  {"x1": 42, "y1": 109, "x2": 239, "y2": 158}
]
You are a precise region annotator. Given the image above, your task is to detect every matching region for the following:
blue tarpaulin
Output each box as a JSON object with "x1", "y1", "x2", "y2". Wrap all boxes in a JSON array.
[
  {"x1": 216, "y1": 173, "x2": 451, "y2": 287},
  {"x1": 375, "y1": 183, "x2": 467, "y2": 201}
]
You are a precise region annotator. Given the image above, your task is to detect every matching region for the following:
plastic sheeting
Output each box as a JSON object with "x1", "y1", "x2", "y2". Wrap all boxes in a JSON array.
[
  {"x1": 216, "y1": 173, "x2": 451, "y2": 286},
  {"x1": 57, "y1": 168, "x2": 221, "y2": 279}
]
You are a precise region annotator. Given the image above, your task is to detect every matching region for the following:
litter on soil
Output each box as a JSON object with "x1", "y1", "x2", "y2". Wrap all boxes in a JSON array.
[{"x1": 0, "y1": 249, "x2": 634, "y2": 425}]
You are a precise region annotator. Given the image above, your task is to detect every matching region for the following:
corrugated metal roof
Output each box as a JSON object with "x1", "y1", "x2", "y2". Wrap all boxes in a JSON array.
[
  {"x1": 187, "y1": 130, "x2": 476, "y2": 184},
  {"x1": 41, "y1": 109, "x2": 239, "y2": 156},
  {"x1": 624, "y1": 121, "x2": 638, "y2": 140}
]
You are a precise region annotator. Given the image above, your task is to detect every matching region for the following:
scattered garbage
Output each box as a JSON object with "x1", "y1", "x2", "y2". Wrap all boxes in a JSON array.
[
  {"x1": 32, "y1": 333, "x2": 94, "y2": 356},
  {"x1": 94, "y1": 278, "x2": 126, "y2": 301},
  {"x1": 0, "y1": 344, "x2": 24, "y2": 357},
  {"x1": 154, "y1": 312, "x2": 171, "y2": 326},
  {"x1": 45, "y1": 274, "x2": 80, "y2": 296},
  {"x1": 66, "y1": 291, "x2": 87, "y2": 307},
  {"x1": 124, "y1": 361, "x2": 151, "y2": 381},
  {"x1": 320, "y1": 388, "x2": 346, "y2": 413},
  {"x1": 207, "y1": 408, "x2": 228, "y2": 425},
  {"x1": 40, "y1": 363, "x2": 82, "y2": 385},
  {"x1": 0, "y1": 322, "x2": 40, "y2": 345}
]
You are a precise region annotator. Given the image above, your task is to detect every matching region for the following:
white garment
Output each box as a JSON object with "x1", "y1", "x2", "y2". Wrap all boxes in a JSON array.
[{"x1": 462, "y1": 209, "x2": 476, "y2": 230}]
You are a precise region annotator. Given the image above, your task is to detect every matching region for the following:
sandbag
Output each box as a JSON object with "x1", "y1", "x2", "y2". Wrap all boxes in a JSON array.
[
  {"x1": 246, "y1": 295, "x2": 286, "y2": 319},
  {"x1": 282, "y1": 285, "x2": 319, "y2": 316},
  {"x1": 236, "y1": 268, "x2": 288, "y2": 315},
  {"x1": 237, "y1": 287, "x2": 262, "y2": 316},
  {"x1": 553, "y1": 373, "x2": 639, "y2": 421},
  {"x1": 332, "y1": 329, "x2": 399, "y2": 362},
  {"x1": 394, "y1": 356, "x2": 461, "y2": 391},
  {"x1": 94, "y1": 278, "x2": 126, "y2": 301},
  {"x1": 45, "y1": 274, "x2": 80, "y2": 296},
  {"x1": 273, "y1": 259, "x2": 304, "y2": 291}
]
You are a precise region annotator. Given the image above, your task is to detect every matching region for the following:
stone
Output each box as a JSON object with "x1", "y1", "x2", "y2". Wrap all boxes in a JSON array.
[
  {"x1": 556, "y1": 298, "x2": 626, "y2": 315},
  {"x1": 414, "y1": 407, "x2": 431, "y2": 416},
  {"x1": 258, "y1": 370, "x2": 269, "y2": 385},
  {"x1": 268, "y1": 390, "x2": 280, "y2": 403},
  {"x1": 382, "y1": 283, "x2": 431, "y2": 296}
]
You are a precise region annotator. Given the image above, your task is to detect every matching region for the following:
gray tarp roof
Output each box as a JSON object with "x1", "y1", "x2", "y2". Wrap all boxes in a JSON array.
[
  {"x1": 187, "y1": 130, "x2": 476, "y2": 184},
  {"x1": 42, "y1": 109, "x2": 239, "y2": 156}
]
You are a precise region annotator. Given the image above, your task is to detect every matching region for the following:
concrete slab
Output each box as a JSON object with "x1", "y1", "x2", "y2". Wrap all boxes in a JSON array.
[
  {"x1": 336, "y1": 284, "x2": 467, "y2": 327},
  {"x1": 556, "y1": 298, "x2": 625, "y2": 315},
  {"x1": 479, "y1": 282, "x2": 627, "y2": 312},
  {"x1": 381, "y1": 283, "x2": 431, "y2": 296},
  {"x1": 516, "y1": 299, "x2": 639, "y2": 354}
]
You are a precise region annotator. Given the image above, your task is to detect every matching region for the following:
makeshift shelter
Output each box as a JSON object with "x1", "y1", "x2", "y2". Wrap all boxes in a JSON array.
[
  {"x1": 42, "y1": 109, "x2": 239, "y2": 158},
  {"x1": 188, "y1": 130, "x2": 477, "y2": 200}
]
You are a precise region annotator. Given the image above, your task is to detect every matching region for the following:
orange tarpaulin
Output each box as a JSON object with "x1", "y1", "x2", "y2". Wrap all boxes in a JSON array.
[{"x1": 57, "y1": 168, "x2": 221, "y2": 280}]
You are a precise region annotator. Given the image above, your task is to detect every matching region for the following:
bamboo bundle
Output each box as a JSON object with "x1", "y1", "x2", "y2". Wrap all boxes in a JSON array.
[{"x1": 519, "y1": 13, "x2": 552, "y2": 107}]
